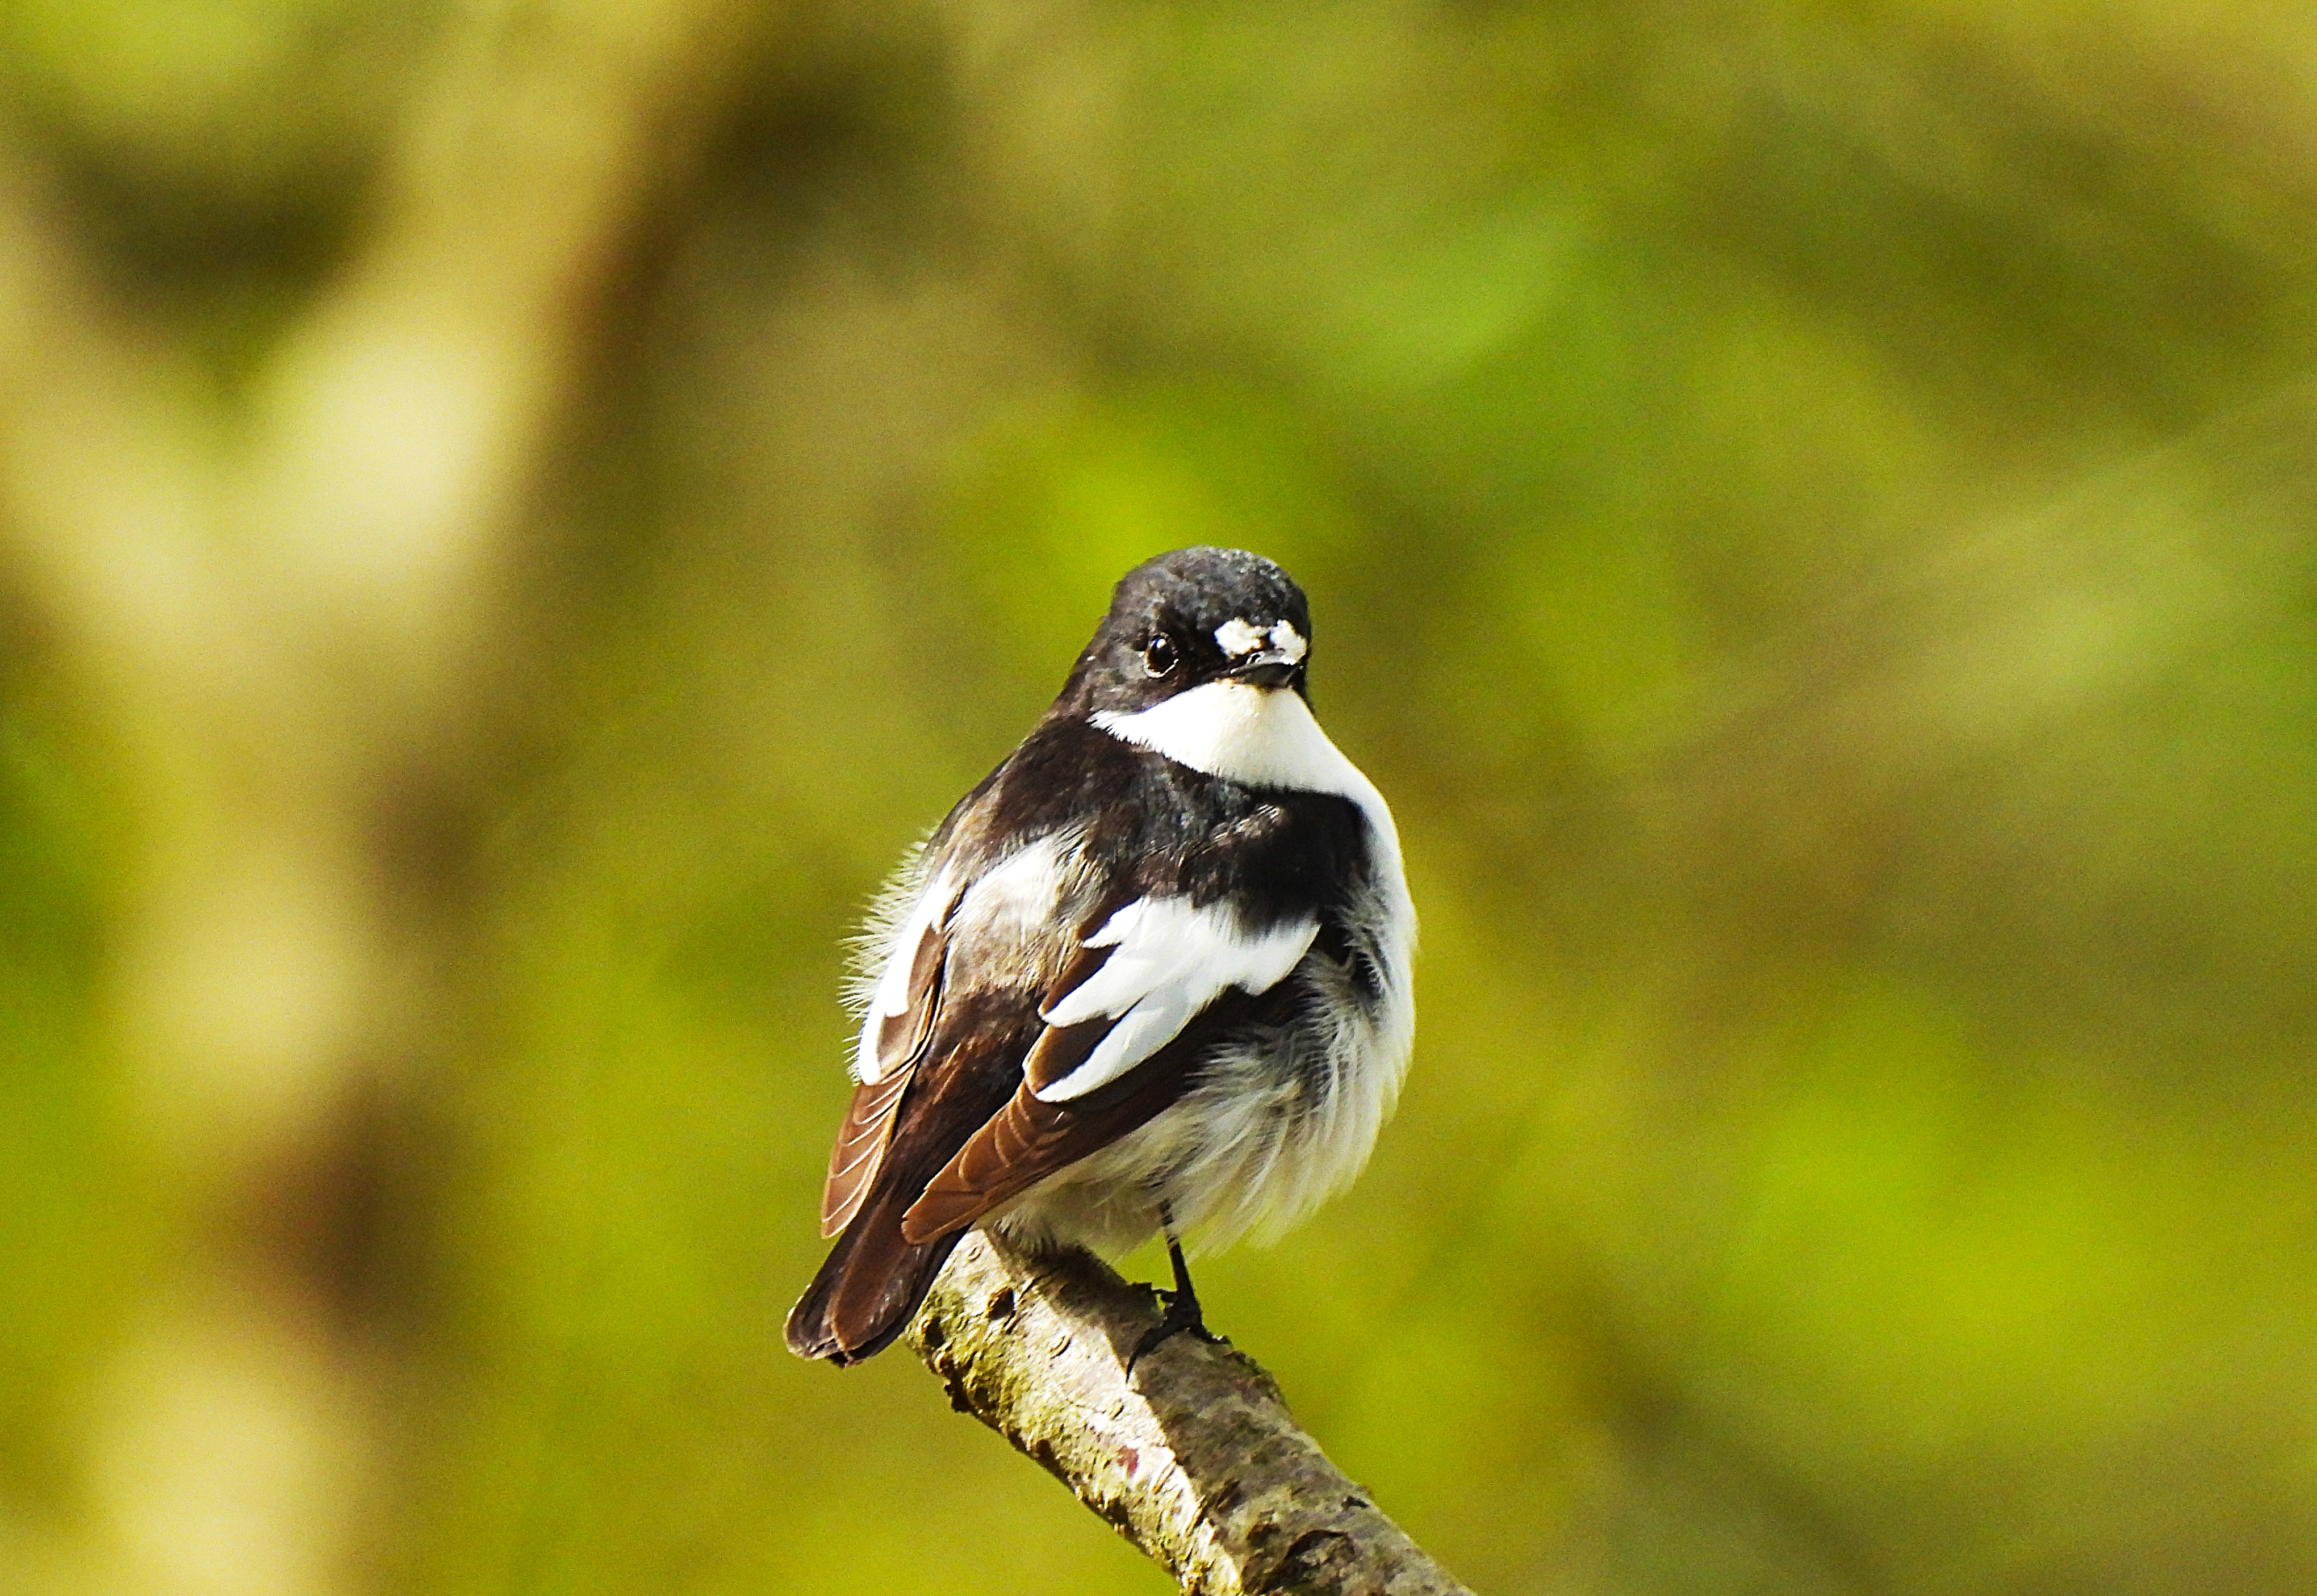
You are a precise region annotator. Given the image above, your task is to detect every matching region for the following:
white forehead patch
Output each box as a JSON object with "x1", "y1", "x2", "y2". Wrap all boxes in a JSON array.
[
  {"x1": 1214, "y1": 617, "x2": 1269, "y2": 658},
  {"x1": 1213, "y1": 617, "x2": 1310, "y2": 663}
]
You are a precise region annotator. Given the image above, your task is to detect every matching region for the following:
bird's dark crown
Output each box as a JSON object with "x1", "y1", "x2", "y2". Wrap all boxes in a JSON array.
[{"x1": 1055, "y1": 547, "x2": 1314, "y2": 717}]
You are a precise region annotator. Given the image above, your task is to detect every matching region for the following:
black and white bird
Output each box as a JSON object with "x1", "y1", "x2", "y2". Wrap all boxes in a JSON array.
[{"x1": 787, "y1": 546, "x2": 1415, "y2": 1365}]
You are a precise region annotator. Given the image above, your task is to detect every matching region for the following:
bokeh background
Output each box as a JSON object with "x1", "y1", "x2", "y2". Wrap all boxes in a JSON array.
[{"x1": 6, "y1": 2, "x2": 2317, "y2": 1593}]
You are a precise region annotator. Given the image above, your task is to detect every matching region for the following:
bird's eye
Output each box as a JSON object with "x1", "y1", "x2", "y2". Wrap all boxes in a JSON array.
[{"x1": 1141, "y1": 634, "x2": 1178, "y2": 677}]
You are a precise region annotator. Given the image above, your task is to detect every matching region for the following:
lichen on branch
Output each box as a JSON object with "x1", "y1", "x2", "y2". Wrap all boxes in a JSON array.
[{"x1": 907, "y1": 1233, "x2": 1476, "y2": 1596}]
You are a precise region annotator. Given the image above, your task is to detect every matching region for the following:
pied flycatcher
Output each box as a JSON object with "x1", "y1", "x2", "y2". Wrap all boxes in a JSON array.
[{"x1": 787, "y1": 546, "x2": 1416, "y2": 1364}]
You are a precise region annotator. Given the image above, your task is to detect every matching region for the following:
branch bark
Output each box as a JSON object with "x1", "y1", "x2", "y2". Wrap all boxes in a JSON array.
[{"x1": 908, "y1": 1234, "x2": 1477, "y2": 1596}]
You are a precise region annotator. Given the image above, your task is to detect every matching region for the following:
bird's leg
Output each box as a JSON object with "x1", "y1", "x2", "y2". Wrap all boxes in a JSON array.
[{"x1": 1128, "y1": 1203, "x2": 1228, "y2": 1373}]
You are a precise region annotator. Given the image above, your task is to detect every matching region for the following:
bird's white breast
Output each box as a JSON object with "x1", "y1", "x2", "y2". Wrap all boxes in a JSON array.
[{"x1": 1092, "y1": 680, "x2": 1354, "y2": 793}]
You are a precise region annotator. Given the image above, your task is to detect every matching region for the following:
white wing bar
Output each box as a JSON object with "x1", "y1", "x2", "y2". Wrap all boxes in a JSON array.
[{"x1": 1032, "y1": 896, "x2": 1316, "y2": 1103}]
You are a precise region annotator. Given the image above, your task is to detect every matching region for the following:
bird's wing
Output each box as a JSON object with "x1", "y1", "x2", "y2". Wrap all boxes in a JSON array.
[
  {"x1": 818, "y1": 868, "x2": 956, "y2": 1237},
  {"x1": 1026, "y1": 895, "x2": 1315, "y2": 1101},
  {"x1": 816, "y1": 827, "x2": 1091, "y2": 1237},
  {"x1": 898, "y1": 895, "x2": 1317, "y2": 1243}
]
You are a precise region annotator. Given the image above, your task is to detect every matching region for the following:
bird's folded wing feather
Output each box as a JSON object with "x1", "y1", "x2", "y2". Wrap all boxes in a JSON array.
[
  {"x1": 859, "y1": 869, "x2": 956, "y2": 1085},
  {"x1": 898, "y1": 895, "x2": 1316, "y2": 1244},
  {"x1": 821, "y1": 874, "x2": 956, "y2": 1237},
  {"x1": 1030, "y1": 897, "x2": 1316, "y2": 1101}
]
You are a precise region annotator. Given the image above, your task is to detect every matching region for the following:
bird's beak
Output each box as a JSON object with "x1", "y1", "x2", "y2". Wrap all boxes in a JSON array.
[{"x1": 1228, "y1": 649, "x2": 1302, "y2": 689}]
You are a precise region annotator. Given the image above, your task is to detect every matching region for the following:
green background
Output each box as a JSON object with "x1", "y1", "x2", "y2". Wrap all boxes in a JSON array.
[{"x1": 7, "y1": 2, "x2": 2317, "y2": 1592}]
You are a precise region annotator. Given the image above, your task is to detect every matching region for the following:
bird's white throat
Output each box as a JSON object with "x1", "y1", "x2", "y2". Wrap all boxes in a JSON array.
[{"x1": 1091, "y1": 681, "x2": 1369, "y2": 801}]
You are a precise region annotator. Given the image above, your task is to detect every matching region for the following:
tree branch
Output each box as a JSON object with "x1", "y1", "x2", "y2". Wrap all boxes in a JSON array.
[{"x1": 908, "y1": 1233, "x2": 1477, "y2": 1596}]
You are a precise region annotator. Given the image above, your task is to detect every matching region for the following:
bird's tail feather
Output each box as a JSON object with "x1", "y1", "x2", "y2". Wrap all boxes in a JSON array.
[{"x1": 785, "y1": 1184, "x2": 965, "y2": 1364}]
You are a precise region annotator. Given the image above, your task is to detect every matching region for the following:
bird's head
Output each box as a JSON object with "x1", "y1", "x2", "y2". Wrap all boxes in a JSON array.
[{"x1": 1064, "y1": 547, "x2": 1314, "y2": 717}]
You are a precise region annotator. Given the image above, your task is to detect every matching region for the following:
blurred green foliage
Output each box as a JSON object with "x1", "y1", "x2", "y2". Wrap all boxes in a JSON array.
[
  {"x1": 10, "y1": 1, "x2": 2317, "y2": 1593},
  {"x1": 0, "y1": 684, "x2": 116, "y2": 1507}
]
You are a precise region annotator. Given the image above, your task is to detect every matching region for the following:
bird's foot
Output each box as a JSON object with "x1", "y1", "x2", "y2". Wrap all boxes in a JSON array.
[
  {"x1": 1127, "y1": 1283, "x2": 1229, "y2": 1374},
  {"x1": 1128, "y1": 1204, "x2": 1229, "y2": 1374}
]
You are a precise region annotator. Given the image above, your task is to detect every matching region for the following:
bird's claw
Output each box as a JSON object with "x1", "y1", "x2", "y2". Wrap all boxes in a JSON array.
[{"x1": 1127, "y1": 1284, "x2": 1229, "y2": 1375}]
